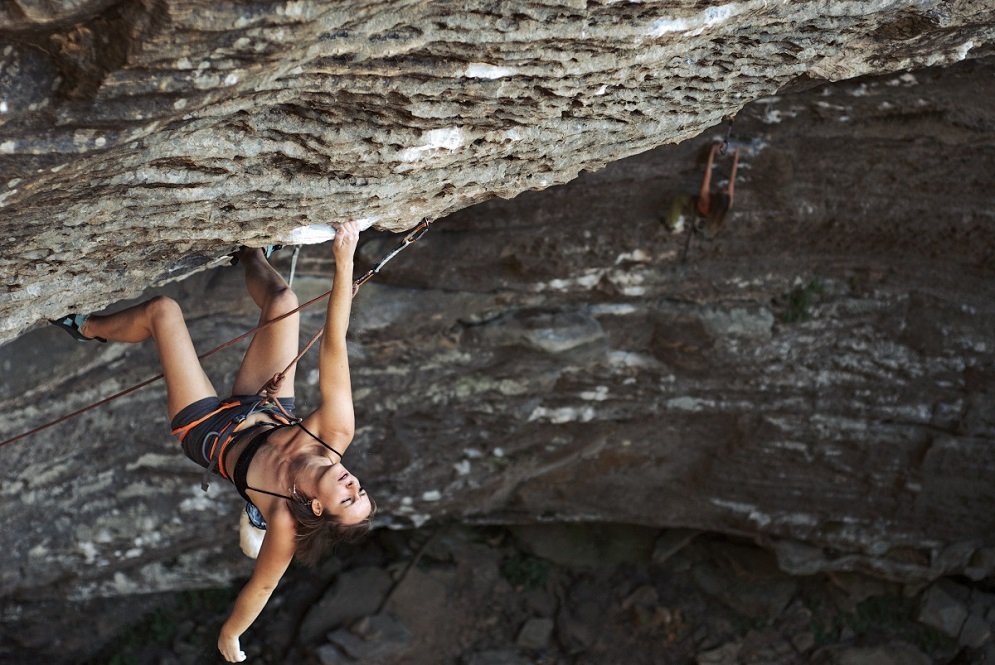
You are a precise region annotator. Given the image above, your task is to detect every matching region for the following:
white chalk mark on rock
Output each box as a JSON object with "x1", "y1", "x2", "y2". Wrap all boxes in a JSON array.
[
  {"x1": 956, "y1": 40, "x2": 974, "y2": 61},
  {"x1": 399, "y1": 127, "x2": 465, "y2": 162},
  {"x1": 464, "y1": 62, "x2": 517, "y2": 79},
  {"x1": 647, "y1": 3, "x2": 742, "y2": 37}
]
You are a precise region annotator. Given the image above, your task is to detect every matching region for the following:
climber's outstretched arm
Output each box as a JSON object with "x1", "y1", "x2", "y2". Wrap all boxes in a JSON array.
[
  {"x1": 218, "y1": 512, "x2": 296, "y2": 662},
  {"x1": 302, "y1": 222, "x2": 359, "y2": 452}
]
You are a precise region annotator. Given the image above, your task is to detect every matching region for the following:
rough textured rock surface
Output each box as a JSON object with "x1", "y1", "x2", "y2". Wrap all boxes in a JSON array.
[
  {"x1": 4, "y1": 525, "x2": 991, "y2": 664},
  {"x1": 2, "y1": 56, "x2": 994, "y2": 641},
  {"x1": 2, "y1": 0, "x2": 995, "y2": 342}
]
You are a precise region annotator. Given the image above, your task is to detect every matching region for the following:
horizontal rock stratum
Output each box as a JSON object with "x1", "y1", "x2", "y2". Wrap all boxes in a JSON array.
[{"x1": 2, "y1": 0, "x2": 994, "y2": 343}]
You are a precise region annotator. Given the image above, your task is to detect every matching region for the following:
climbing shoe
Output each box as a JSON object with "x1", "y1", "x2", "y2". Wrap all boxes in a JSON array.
[
  {"x1": 229, "y1": 245, "x2": 284, "y2": 266},
  {"x1": 50, "y1": 313, "x2": 107, "y2": 343}
]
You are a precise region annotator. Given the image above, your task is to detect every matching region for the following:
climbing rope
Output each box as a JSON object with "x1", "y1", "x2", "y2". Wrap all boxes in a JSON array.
[{"x1": 0, "y1": 220, "x2": 432, "y2": 449}]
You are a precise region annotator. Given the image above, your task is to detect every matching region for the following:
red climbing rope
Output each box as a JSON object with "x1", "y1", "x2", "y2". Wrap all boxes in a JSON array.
[{"x1": 0, "y1": 220, "x2": 431, "y2": 449}]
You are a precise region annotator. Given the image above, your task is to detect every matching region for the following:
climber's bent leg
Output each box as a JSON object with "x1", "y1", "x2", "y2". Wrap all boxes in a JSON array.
[
  {"x1": 84, "y1": 296, "x2": 217, "y2": 418},
  {"x1": 231, "y1": 248, "x2": 300, "y2": 399}
]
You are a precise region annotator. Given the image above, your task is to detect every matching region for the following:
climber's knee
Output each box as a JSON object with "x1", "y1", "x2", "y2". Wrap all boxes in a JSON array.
[{"x1": 264, "y1": 287, "x2": 299, "y2": 319}]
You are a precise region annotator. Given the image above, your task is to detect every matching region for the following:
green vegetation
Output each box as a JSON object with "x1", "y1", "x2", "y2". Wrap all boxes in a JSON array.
[
  {"x1": 500, "y1": 554, "x2": 550, "y2": 590},
  {"x1": 778, "y1": 279, "x2": 825, "y2": 323}
]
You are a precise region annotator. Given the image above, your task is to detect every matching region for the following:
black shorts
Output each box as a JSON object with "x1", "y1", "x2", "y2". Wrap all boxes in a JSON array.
[{"x1": 170, "y1": 395, "x2": 296, "y2": 471}]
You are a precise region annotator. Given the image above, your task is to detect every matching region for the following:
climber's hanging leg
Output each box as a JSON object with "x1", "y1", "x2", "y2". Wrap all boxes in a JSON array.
[
  {"x1": 229, "y1": 247, "x2": 301, "y2": 400},
  {"x1": 71, "y1": 298, "x2": 218, "y2": 419}
]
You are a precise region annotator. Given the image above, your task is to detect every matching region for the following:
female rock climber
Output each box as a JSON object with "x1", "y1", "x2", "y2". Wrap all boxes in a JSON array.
[
  {"x1": 52, "y1": 221, "x2": 372, "y2": 663},
  {"x1": 693, "y1": 140, "x2": 740, "y2": 239}
]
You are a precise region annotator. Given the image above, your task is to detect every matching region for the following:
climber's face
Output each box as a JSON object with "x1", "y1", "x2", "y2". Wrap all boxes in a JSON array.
[{"x1": 312, "y1": 462, "x2": 372, "y2": 525}]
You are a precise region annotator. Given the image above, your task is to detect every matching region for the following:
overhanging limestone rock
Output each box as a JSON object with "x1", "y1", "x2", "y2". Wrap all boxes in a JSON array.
[{"x1": 2, "y1": 0, "x2": 994, "y2": 343}]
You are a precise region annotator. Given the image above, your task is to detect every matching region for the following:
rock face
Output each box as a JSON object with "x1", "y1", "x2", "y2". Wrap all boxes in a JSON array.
[
  {"x1": 9, "y1": 525, "x2": 992, "y2": 664},
  {"x1": 2, "y1": 2, "x2": 995, "y2": 658},
  {"x1": 2, "y1": 54, "x2": 994, "y2": 627},
  {"x1": 2, "y1": 0, "x2": 995, "y2": 342}
]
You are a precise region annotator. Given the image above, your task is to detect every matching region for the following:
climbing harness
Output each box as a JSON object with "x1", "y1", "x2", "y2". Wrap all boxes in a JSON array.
[
  {"x1": 192, "y1": 400, "x2": 297, "y2": 496},
  {"x1": 0, "y1": 220, "x2": 433, "y2": 449}
]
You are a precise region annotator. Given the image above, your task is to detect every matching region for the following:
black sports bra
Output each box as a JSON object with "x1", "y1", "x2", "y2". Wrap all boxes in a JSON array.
[{"x1": 225, "y1": 420, "x2": 345, "y2": 505}]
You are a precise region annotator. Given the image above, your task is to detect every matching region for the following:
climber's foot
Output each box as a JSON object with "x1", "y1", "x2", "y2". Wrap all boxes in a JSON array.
[{"x1": 50, "y1": 313, "x2": 107, "y2": 343}]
